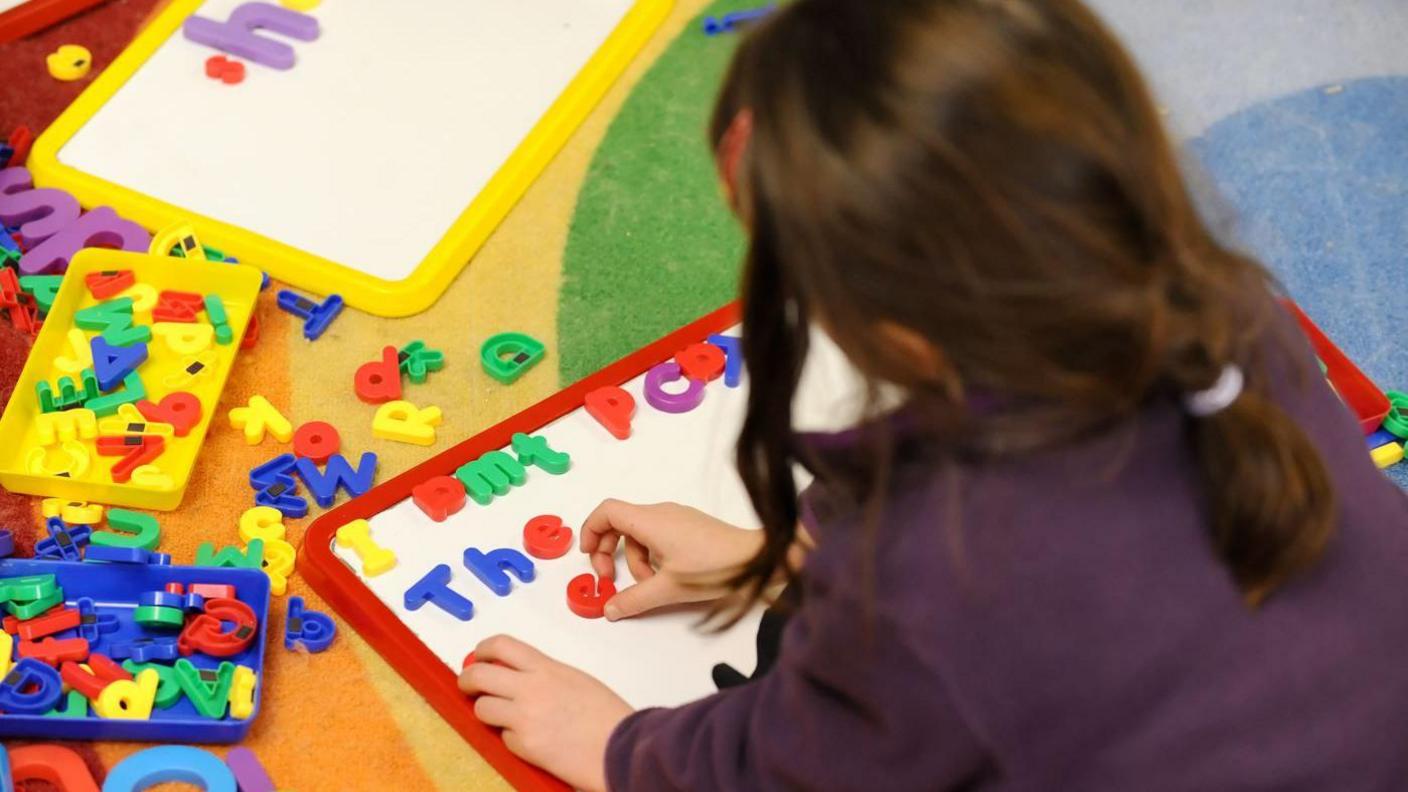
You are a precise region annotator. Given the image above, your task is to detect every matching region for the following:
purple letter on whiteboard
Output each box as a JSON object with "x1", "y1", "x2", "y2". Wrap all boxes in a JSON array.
[
  {"x1": 183, "y1": 1, "x2": 320, "y2": 71},
  {"x1": 644, "y1": 361, "x2": 706, "y2": 414}
]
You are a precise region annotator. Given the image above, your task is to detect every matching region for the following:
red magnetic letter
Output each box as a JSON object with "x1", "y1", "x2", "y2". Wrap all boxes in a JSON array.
[
  {"x1": 10, "y1": 744, "x2": 101, "y2": 792},
  {"x1": 413, "y1": 475, "x2": 467, "y2": 522},
  {"x1": 293, "y1": 421, "x2": 341, "y2": 463},
  {"x1": 566, "y1": 573, "x2": 616, "y2": 619},
  {"x1": 136, "y1": 392, "x2": 203, "y2": 437},
  {"x1": 354, "y1": 346, "x2": 402, "y2": 404},
  {"x1": 675, "y1": 342, "x2": 726, "y2": 382},
  {"x1": 584, "y1": 385, "x2": 635, "y2": 440},
  {"x1": 522, "y1": 515, "x2": 572, "y2": 559}
]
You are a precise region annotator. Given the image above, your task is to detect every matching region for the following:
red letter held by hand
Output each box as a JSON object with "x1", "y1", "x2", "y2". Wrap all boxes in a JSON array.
[
  {"x1": 584, "y1": 385, "x2": 634, "y2": 440},
  {"x1": 566, "y1": 573, "x2": 616, "y2": 619},
  {"x1": 413, "y1": 475, "x2": 467, "y2": 522},
  {"x1": 523, "y1": 515, "x2": 572, "y2": 559}
]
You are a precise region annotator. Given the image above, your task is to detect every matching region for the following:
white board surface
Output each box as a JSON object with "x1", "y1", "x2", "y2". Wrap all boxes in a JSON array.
[
  {"x1": 332, "y1": 328, "x2": 868, "y2": 709},
  {"x1": 57, "y1": 0, "x2": 636, "y2": 281}
]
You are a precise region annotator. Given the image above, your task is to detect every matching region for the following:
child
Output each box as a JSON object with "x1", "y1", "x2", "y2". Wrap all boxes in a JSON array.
[{"x1": 460, "y1": 0, "x2": 1408, "y2": 789}]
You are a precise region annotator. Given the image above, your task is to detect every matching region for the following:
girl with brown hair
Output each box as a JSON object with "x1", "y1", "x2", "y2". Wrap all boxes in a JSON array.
[{"x1": 461, "y1": 1, "x2": 1408, "y2": 789}]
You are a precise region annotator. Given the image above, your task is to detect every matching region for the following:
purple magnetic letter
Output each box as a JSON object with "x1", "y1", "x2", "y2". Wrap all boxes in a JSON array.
[
  {"x1": 0, "y1": 167, "x2": 81, "y2": 248},
  {"x1": 18, "y1": 206, "x2": 152, "y2": 275},
  {"x1": 644, "y1": 361, "x2": 706, "y2": 414},
  {"x1": 225, "y1": 747, "x2": 275, "y2": 792},
  {"x1": 183, "y1": 1, "x2": 320, "y2": 70}
]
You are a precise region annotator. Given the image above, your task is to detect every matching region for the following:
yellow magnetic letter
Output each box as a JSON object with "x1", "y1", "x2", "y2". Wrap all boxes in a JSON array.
[
  {"x1": 54, "y1": 329, "x2": 93, "y2": 374},
  {"x1": 35, "y1": 409, "x2": 97, "y2": 446},
  {"x1": 149, "y1": 221, "x2": 203, "y2": 259},
  {"x1": 42, "y1": 498, "x2": 104, "y2": 525},
  {"x1": 119, "y1": 283, "x2": 158, "y2": 313},
  {"x1": 95, "y1": 669, "x2": 159, "y2": 720},
  {"x1": 131, "y1": 464, "x2": 175, "y2": 490},
  {"x1": 229, "y1": 665, "x2": 258, "y2": 719},
  {"x1": 239, "y1": 506, "x2": 287, "y2": 544},
  {"x1": 259, "y1": 538, "x2": 297, "y2": 596},
  {"x1": 371, "y1": 400, "x2": 443, "y2": 446},
  {"x1": 27, "y1": 441, "x2": 90, "y2": 478},
  {"x1": 228, "y1": 395, "x2": 293, "y2": 444},
  {"x1": 153, "y1": 322, "x2": 214, "y2": 355},
  {"x1": 98, "y1": 403, "x2": 174, "y2": 439},
  {"x1": 336, "y1": 519, "x2": 397, "y2": 577}
]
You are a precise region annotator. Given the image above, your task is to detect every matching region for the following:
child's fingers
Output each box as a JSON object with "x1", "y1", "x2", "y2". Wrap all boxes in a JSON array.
[
  {"x1": 589, "y1": 531, "x2": 622, "y2": 578},
  {"x1": 591, "y1": 550, "x2": 616, "y2": 579},
  {"x1": 472, "y1": 695, "x2": 517, "y2": 729},
  {"x1": 475, "y1": 634, "x2": 547, "y2": 670},
  {"x1": 502, "y1": 728, "x2": 528, "y2": 760},
  {"x1": 458, "y1": 661, "x2": 524, "y2": 699},
  {"x1": 598, "y1": 532, "x2": 621, "y2": 558},
  {"x1": 604, "y1": 575, "x2": 672, "y2": 622},
  {"x1": 580, "y1": 498, "x2": 623, "y2": 552},
  {"x1": 624, "y1": 537, "x2": 654, "y2": 583},
  {"x1": 580, "y1": 498, "x2": 648, "y2": 552}
]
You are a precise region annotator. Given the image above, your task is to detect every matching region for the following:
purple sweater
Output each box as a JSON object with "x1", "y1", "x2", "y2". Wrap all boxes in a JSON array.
[{"x1": 606, "y1": 327, "x2": 1408, "y2": 790}]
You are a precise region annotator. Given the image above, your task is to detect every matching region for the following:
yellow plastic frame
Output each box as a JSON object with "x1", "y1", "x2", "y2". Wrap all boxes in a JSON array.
[{"x1": 29, "y1": 0, "x2": 675, "y2": 318}]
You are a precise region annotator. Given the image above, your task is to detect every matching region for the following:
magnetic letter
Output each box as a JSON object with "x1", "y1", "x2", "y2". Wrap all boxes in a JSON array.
[
  {"x1": 403, "y1": 564, "x2": 474, "y2": 621},
  {"x1": 183, "y1": 1, "x2": 320, "y2": 70},
  {"x1": 19, "y1": 206, "x2": 151, "y2": 275},
  {"x1": 584, "y1": 385, "x2": 635, "y2": 440},
  {"x1": 463, "y1": 547, "x2": 536, "y2": 596},
  {"x1": 644, "y1": 362, "x2": 705, "y2": 414},
  {"x1": 412, "y1": 476, "x2": 467, "y2": 522},
  {"x1": 454, "y1": 451, "x2": 526, "y2": 506},
  {"x1": 708, "y1": 333, "x2": 744, "y2": 387},
  {"x1": 511, "y1": 433, "x2": 570, "y2": 475}
]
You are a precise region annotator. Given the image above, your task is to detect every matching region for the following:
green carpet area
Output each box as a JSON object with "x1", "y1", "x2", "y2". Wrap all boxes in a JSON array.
[{"x1": 557, "y1": 0, "x2": 761, "y2": 383}]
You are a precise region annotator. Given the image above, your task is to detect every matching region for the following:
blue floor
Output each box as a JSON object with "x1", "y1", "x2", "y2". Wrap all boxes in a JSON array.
[{"x1": 1088, "y1": 0, "x2": 1408, "y2": 487}]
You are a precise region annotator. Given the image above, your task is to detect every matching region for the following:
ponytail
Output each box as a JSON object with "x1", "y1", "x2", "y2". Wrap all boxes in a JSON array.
[
  {"x1": 1186, "y1": 378, "x2": 1336, "y2": 606},
  {"x1": 707, "y1": 0, "x2": 1341, "y2": 615}
]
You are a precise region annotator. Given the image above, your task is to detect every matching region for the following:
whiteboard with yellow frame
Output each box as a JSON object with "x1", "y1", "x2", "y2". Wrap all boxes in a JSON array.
[{"x1": 28, "y1": 0, "x2": 673, "y2": 316}]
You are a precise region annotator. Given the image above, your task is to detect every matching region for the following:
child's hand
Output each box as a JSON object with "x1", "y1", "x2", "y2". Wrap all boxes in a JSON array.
[
  {"x1": 579, "y1": 499, "x2": 763, "y2": 621},
  {"x1": 459, "y1": 635, "x2": 632, "y2": 792}
]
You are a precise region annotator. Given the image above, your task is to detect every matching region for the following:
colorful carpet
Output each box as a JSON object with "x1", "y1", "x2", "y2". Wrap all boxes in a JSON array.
[
  {"x1": 0, "y1": 0, "x2": 751, "y2": 788},
  {"x1": 0, "y1": 0, "x2": 1404, "y2": 789}
]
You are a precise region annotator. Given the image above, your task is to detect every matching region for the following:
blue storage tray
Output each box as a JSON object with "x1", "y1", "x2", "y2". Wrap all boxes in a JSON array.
[{"x1": 0, "y1": 558, "x2": 271, "y2": 743}]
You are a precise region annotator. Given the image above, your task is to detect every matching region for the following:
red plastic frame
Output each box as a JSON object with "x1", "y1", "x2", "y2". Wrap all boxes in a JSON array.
[
  {"x1": 0, "y1": 0, "x2": 108, "y2": 44},
  {"x1": 300, "y1": 303, "x2": 740, "y2": 792},
  {"x1": 1282, "y1": 299, "x2": 1389, "y2": 434}
]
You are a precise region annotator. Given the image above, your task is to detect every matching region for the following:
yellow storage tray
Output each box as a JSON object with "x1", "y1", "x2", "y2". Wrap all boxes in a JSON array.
[{"x1": 0, "y1": 249, "x2": 260, "y2": 510}]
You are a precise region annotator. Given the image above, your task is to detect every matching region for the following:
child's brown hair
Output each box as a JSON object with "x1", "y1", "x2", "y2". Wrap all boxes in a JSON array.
[{"x1": 715, "y1": 0, "x2": 1334, "y2": 610}]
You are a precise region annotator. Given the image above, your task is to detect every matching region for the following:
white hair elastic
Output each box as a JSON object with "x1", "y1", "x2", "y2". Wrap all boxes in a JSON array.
[{"x1": 1184, "y1": 364, "x2": 1245, "y2": 418}]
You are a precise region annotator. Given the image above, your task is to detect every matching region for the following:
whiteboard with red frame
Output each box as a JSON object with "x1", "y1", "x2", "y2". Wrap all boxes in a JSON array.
[{"x1": 299, "y1": 303, "x2": 867, "y2": 791}]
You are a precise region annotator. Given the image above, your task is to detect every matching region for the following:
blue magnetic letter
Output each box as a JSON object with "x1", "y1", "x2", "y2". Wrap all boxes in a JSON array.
[
  {"x1": 403, "y1": 564, "x2": 474, "y2": 621},
  {"x1": 708, "y1": 333, "x2": 743, "y2": 387},
  {"x1": 103, "y1": 745, "x2": 236, "y2": 792},
  {"x1": 0, "y1": 658, "x2": 62, "y2": 714},
  {"x1": 295, "y1": 451, "x2": 377, "y2": 508},
  {"x1": 463, "y1": 547, "x2": 536, "y2": 596}
]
